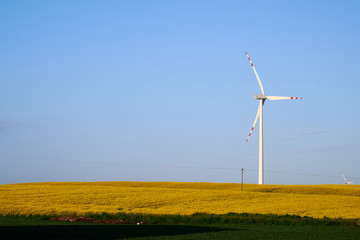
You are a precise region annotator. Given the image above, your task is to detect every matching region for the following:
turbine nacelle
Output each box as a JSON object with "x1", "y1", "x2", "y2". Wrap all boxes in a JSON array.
[{"x1": 254, "y1": 95, "x2": 266, "y2": 100}]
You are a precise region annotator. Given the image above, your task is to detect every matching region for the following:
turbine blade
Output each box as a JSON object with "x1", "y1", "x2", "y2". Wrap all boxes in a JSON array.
[
  {"x1": 245, "y1": 51, "x2": 265, "y2": 95},
  {"x1": 266, "y1": 96, "x2": 302, "y2": 100},
  {"x1": 246, "y1": 101, "x2": 262, "y2": 143},
  {"x1": 342, "y1": 175, "x2": 347, "y2": 182}
]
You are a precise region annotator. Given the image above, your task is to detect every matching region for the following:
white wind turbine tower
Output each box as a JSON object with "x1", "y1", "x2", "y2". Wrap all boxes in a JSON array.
[{"x1": 245, "y1": 51, "x2": 302, "y2": 184}]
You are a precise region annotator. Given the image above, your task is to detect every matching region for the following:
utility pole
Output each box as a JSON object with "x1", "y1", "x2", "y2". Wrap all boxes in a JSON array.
[{"x1": 241, "y1": 168, "x2": 244, "y2": 191}]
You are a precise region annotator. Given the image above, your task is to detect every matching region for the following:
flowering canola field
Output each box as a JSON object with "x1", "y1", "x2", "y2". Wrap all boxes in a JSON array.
[{"x1": 0, "y1": 182, "x2": 359, "y2": 219}]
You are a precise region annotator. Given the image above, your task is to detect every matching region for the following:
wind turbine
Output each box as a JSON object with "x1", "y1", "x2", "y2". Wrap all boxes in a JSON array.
[
  {"x1": 245, "y1": 51, "x2": 302, "y2": 184},
  {"x1": 342, "y1": 175, "x2": 355, "y2": 184}
]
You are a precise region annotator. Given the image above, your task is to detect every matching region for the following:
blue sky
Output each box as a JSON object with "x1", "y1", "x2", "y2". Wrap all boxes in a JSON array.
[{"x1": 1, "y1": 0, "x2": 359, "y2": 185}]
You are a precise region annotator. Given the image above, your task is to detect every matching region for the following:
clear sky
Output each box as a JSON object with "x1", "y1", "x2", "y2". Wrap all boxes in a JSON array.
[{"x1": 1, "y1": 0, "x2": 359, "y2": 185}]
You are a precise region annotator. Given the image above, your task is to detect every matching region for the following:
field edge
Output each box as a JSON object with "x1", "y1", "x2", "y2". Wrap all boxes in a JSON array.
[{"x1": 1, "y1": 212, "x2": 359, "y2": 228}]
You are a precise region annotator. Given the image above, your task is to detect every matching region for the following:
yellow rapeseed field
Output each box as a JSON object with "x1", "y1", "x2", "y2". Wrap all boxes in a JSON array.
[{"x1": 0, "y1": 182, "x2": 359, "y2": 219}]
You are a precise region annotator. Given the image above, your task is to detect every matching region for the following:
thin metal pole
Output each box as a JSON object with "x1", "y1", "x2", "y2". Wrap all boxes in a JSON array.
[{"x1": 241, "y1": 168, "x2": 244, "y2": 191}]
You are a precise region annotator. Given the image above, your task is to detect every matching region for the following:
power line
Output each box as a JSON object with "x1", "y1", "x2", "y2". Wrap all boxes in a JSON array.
[
  {"x1": 0, "y1": 154, "x2": 239, "y2": 169},
  {"x1": 0, "y1": 154, "x2": 358, "y2": 180}
]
